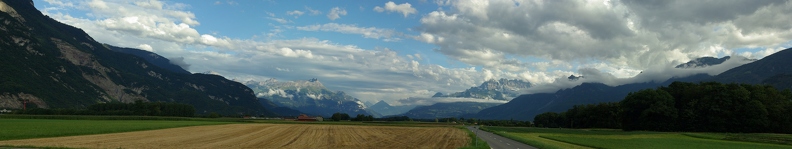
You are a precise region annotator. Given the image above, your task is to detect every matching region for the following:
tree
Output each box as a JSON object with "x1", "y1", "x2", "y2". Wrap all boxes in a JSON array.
[
  {"x1": 621, "y1": 89, "x2": 677, "y2": 131},
  {"x1": 331, "y1": 112, "x2": 350, "y2": 121},
  {"x1": 208, "y1": 112, "x2": 221, "y2": 118}
]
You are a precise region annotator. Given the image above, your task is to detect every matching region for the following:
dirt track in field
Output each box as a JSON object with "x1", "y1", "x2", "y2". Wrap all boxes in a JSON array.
[{"x1": 0, "y1": 124, "x2": 469, "y2": 149}]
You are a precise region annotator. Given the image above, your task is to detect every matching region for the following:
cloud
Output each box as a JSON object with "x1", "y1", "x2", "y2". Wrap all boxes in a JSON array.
[
  {"x1": 136, "y1": 44, "x2": 153, "y2": 52},
  {"x1": 213, "y1": 0, "x2": 238, "y2": 5},
  {"x1": 417, "y1": 0, "x2": 792, "y2": 77},
  {"x1": 168, "y1": 57, "x2": 191, "y2": 71},
  {"x1": 38, "y1": 0, "x2": 792, "y2": 106},
  {"x1": 305, "y1": 6, "x2": 322, "y2": 15},
  {"x1": 286, "y1": 10, "x2": 304, "y2": 18},
  {"x1": 523, "y1": 57, "x2": 754, "y2": 94},
  {"x1": 327, "y1": 7, "x2": 347, "y2": 21},
  {"x1": 134, "y1": 0, "x2": 164, "y2": 10},
  {"x1": 41, "y1": 1, "x2": 492, "y2": 103},
  {"x1": 267, "y1": 17, "x2": 290, "y2": 24},
  {"x1": 373, "y1": 1, "x2": 418, "y2": 17},
  {"x1": 297, "y1": 23, "x2": 402, "y2": 41}
]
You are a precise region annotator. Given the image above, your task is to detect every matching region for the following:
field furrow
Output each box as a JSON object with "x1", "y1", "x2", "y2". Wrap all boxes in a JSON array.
[{"x1": 0, "y1": 123, "x2": 468, "y2": 149}]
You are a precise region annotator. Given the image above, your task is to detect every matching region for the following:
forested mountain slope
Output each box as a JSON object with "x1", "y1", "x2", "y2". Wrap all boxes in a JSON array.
[{"x1": 0, "y1": 0, "x2": 272, "y2": 116}]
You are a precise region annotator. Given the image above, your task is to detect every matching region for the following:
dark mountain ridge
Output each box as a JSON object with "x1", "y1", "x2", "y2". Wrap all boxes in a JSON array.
[
  {"x1": 675, "y1": 56, "x2": 731, "y2": 68},
  {"x1": 107, "y1": 45, "x2": 191, "y2": 74},
  {"x1": 402, "y1": 102, "x2": 502, "y2": 119},
  {"x1": 710, "y1": 48, "x2": 792, "y2": 85},
  {"x1": 473, "y1": 74, "x2": 713, "y2": 120},
  {"x1": 0, "y1": 0, "x2": 272, "y2": 116},
  {"x1": 474, "y1": 48, "x2": 792, "y2": 121}
]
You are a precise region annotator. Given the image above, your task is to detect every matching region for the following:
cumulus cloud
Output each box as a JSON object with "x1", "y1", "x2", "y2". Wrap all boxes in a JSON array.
[
  {"x1": 267, "y1": 17, "x2": 290, "y2": 24},
  {"x1": 37, "y1": 0, "x2": 792, "y2": 106},
  {"x1": 373, "y1": 1, "x2": 418, "y2": 17},
  {"x1": 417, "y1": 0, "x2": 792, "y2": 77},
  {"x1": 297, "y1": 23, "x2": 402, "y2": 41},
  {"x1": 136, "y1": 44, "x2": 154, "y2": 52},
  {"x1": 39, "y1": 0, "x2": 497, "y2": 103},
  {"x1": 305, "y1": 6, "x2": 321, "y2": 15},
  {"x1": 327, "y1": 7, "x2": 347, "y2": 20},
  {"x1": 286, "y1": 10, "x2": 304, "y2": 18},
  {"x1": 167, "y1": 57, "x2": 192, "y2": 71}
]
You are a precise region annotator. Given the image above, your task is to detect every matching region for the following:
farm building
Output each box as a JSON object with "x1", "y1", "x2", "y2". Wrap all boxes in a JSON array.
[{"x1": 297, "y1": 114, "x2": 323, "y2": 121}]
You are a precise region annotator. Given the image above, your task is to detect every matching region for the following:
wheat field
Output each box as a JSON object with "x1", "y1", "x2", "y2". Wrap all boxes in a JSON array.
[{"x1": 0, "y1": 123, "x2": 468, "y2": 149}]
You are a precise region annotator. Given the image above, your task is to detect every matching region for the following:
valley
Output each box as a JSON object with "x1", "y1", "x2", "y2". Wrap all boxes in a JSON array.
[{"x1": 3, "y1": 0, "x2": 792, "y2": 149}]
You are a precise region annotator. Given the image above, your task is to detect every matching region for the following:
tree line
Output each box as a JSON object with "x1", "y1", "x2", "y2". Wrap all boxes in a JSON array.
[
  {"x1": 534, "y1": 82, "x2": 792, "y2": 133},
  {"x1": 15, "y1": 100, "x2": 195, "y2": 117},
  {"x1": 329, "y1": 113, "x2": 375, "y2": 121}
]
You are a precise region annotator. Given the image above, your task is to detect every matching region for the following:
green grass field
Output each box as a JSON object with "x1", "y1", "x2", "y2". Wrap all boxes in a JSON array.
[
  {"x1": 0, "y1": 118, "x2": 232, "y2": 141},
  {"x1": 459, "y1": 126, "x2": 491, "y2": 149},
  {"x1": 483, "y1": 127, "x2": 792, "y2": 149}
]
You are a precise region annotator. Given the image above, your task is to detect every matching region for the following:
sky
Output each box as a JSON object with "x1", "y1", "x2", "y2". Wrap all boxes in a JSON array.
[{"x1": 33, "y1": 0, "x2": 792, "y2": 105}]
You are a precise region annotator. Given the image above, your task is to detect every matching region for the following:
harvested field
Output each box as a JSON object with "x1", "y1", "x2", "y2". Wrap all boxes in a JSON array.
[{"x1": 0, "y1": 124, "x2": 468, "y2": 149}]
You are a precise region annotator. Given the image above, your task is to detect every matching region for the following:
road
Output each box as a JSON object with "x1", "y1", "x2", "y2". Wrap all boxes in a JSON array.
[{"x1": 467, "y1": 126, "x2": 537, "y2": 149}]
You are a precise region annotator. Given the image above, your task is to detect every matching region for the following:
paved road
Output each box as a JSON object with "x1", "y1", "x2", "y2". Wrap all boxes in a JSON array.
[{"x1": 467, "y1": 126, "x2": 537, "y2": 149}]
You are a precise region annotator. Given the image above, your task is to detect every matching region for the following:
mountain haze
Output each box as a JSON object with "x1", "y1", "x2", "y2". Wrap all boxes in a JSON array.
[
  {"x1": 473, "y1": 48, "x2": 792, "y2": 121},
  {"x1": 402, "y1": 102, "x2": 501, "y2": 119},
  {"x1": 675, "y1": 56, "x2": 732, "y2": 68},
  {"x1": 434, "y1": 79, "x2": 532, "y2": 100},
  {"x1": 245, "y1": 78, "x2": 373, "y2": 117},
  {"x1": 368, "y1": 100, "x2": 416, "y2": 116},
  {"x1": 473, "y1": 74, "x2": 713, "y2": 120}
]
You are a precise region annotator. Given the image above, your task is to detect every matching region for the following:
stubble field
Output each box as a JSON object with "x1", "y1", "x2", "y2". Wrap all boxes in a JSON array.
[{"x1": 0, "y1": 123, "x2": 469, "y2": 149}]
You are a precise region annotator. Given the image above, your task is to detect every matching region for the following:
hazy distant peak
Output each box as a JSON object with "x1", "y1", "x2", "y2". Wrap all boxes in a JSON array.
[
  {"x1": 434, "y1": 78, "x2": 532, "y2": 100},
  {"x1": 568, "y1": 75, "x2": 583, "y2": 81},
  {"x1": 675, "y1": 56, "x2": 731, "y2": 68},
  {"x1": 374, "y1": 100, "x2": 390, "y2": 106}
]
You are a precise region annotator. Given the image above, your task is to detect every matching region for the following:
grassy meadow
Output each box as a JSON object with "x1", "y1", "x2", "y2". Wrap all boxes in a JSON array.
[
  {"x1": 0, "y1": 118, "x2": 232, "y2": 141},
  {"x1": 483, "y1": 126, "x2": 792, "y2": 149}
]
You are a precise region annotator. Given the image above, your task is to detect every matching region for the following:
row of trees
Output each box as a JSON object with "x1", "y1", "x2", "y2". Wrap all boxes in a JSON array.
[
  {"x1": 477, "y1": 119, "x2": 532, "y2": 127},
  {"x1": 534, "y1": 82, "x2": 792, "y2": 133},
  {"x1": 329, "y1": 113, "x2": 376, "y2": 121},
  {"x1": 352, "y1": 114, "x2": 375, "y2": 121},
  {"x1": 330, "y1": 113, "x2": 351, "y2": 121},
  {"x1": 16, "y1": 101, "x2": 195, "y2": 117},
  {"x1": 534, "y1": 102, "x2": 620, "y2": 129}
]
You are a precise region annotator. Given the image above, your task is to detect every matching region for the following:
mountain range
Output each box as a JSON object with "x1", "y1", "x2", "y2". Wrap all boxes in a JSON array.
[
  {"x1": 433, "y1": 79, "x2": 532, "y2": 100},
  {"x1": 367, "y1": 100, "x2": 416, "y2": 116},
  {"x1": 401, "y1": 102, "x2": 502, "y2": 119},
  {"x1": 473, "y1": 49, "x2": 792, "y2": 121},
  {"x1": 675, "y1": 56, "x2": 732, "y2": 68},
  {"x1": 0, "y1": 0, "x2": 271, "y2": 116},
  {"x1": 244, "y1": 78, "x2": 373, "y2": 117},
  {"x1": 4, "y1": 0, "x2": 791, "y2": 121}
]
